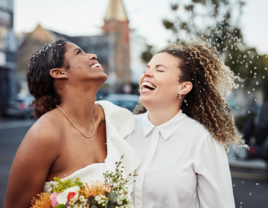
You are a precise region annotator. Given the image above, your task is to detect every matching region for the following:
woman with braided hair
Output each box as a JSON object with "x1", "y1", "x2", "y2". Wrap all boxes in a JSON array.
[
  {"x1": 126, "y1": 41, "x2": 247, "y2": 208},
  {"x1": 4, "y1": 38, "x2": 140, "y2": 208}
]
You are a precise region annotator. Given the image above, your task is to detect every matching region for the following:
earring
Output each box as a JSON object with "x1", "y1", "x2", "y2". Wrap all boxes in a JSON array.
[
  {"x1": 178, "y1": 94, "x2": 181, "y2": 99},
  {"x1": 177, "y1": 77, "x2": 180, "y2": 84}
]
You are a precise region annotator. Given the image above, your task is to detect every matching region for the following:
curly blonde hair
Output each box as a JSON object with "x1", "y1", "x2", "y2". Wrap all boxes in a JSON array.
[{"x1": 134, "y1": 41, "x2": 247, "y2": 149}]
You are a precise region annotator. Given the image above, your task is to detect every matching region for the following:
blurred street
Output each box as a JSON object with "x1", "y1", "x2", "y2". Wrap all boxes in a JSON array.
[{"x1": 0, "y1": 118, "x2": 268, "y2": 208}]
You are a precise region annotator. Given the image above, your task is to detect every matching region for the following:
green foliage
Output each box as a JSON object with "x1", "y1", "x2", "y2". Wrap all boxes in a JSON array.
[
  {"x1": 55, "y1": 204, "x2": 65, "y2": 208},
  {"x1": 192, "y1": 0, "x2": 205, "y2": 4},
  {"x1": 141, "y1": 45, "x2": 154, "y2": 63},
  {"x1": 88, "y1": 196, "x2": 98, "y2": 206},
  {"x1": 87, "y1": 190, "x2": 118, "y2": 208},
  {"x1": 105, "y1": 191, "x2": 118, "y2": 208},
  {"x1": 162, "y1": 0, "x2": 268, "y2": 100},
  {"x1": 171, "y1": 4, "x2": 179, "y2": 11},
  {"x1": 50, "y1": 177, "x2": 83, "y2": 193}
]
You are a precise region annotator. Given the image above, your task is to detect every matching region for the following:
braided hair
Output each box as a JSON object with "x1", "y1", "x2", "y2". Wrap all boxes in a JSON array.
[
  {"x1": 134, "y1": 41, "x2": 247, "y2": 149},
  {"x1": 26, "y1": 37, "x2": 69, "y2": 118}
]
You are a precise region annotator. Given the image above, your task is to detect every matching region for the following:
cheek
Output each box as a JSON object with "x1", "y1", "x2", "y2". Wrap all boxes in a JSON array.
[
  {"x1": 157, "y1": 76, "x2": 177, "y2": 95},
  {"x1": 139, "y1": 74, "x2": 145, "y2": 87}
]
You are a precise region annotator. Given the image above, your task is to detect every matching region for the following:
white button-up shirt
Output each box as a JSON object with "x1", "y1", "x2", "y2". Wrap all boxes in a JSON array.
[{"x1": 126, "y1": 110, "x2": 235, "y2": 208}]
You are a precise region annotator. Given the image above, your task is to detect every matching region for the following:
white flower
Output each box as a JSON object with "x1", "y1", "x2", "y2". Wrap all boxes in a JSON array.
[
  {"x1": 79, "y1": 195, "x2": 85, "y2": 201},
  {"x1": 56, "y1": 186, "x2": 80, "y2": 204},
  {"x1": 95, "y1": 195, "x2": 101, "y2": 201},
  {"x1": 69, "y1": 198, "x2": 75, "y2": 204},
  {"x1": 74, "y1": 194, "x2": 79, "y2": 201},
  {"x1": 117, "y1": 199, "x2": 123, "y2": 205}
]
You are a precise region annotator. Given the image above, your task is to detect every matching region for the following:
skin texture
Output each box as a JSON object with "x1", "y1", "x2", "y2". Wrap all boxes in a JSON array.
[
  {"x1": 4, "y1": 43, "x2": 108, "y2": 208},
  {"x1": 139, "y1": 52, "x2": 192, "y2": 126}
]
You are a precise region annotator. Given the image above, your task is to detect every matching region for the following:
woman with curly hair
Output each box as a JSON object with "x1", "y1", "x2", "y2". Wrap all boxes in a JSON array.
[
  {"x1": 126, "y1": 41, "x2": 247, "y2": 208},
  {"x1": 4, "y1": 38, "x2": 140, "y2": 208}
]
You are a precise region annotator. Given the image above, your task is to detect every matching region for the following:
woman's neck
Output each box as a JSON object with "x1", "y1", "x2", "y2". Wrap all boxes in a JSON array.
[
  {"x1": 58, "y1": 87, "x2": 98, "y2": 132},
  {"x1": 147, "y1": 104, "x2": 181, "y2": 126}
]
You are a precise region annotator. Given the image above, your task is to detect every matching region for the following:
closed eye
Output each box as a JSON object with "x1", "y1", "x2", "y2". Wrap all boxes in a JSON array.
[{"x1": 76, "y1": 49, "x2": 82, "y2": 55}]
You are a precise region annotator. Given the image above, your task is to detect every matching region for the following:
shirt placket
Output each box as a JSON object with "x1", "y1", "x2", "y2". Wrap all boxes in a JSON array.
[{"x1": 134, "y1": 128, "x2": 160, "y2": 208}]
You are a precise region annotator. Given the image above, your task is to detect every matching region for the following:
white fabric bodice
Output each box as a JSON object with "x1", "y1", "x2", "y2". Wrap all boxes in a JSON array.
[{"x1": 43, "y1": 101, "x2": 141, "y2": 193}]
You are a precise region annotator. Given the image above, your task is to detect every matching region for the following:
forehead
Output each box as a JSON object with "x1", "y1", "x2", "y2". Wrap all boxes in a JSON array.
[
  {"x1": 64, "y1": 42, "x2": 80, "y2": 52},
  {"x1": 63, "y1": 42, "x2": 81, "y2": 60},
  {"x1": 148, "y1": 52, "x2": 181, "y2": 68}
]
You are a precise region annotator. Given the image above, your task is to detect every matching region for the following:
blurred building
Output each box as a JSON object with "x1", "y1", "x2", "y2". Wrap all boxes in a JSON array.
[
  {"x1": 103, "y1": 0, "x2": 131, "y2": 83},
  {"x1": 0, "y1": 0, "x2": 17, "y2": 115},
  {"x1": 17, "y1": 0, "x2": 145, "y2": 93}
]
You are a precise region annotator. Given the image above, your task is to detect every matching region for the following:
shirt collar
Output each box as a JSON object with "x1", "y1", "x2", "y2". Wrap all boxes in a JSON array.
[{"x1": 142, "y1": 110, "x2": 187, "y2": 141}]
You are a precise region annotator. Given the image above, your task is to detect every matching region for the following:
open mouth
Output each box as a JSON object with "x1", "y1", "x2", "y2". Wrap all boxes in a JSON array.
[
  {"x1": 141, "y1": 81, "x2": 156, "y2": 92},
  {"x1": 90, "y1": 62, "x2": 102, "y2": 68}
]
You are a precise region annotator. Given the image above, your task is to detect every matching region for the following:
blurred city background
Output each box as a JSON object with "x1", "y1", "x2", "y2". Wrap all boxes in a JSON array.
[{"x1": 0, "y1": 0, "x2": 268, "y2": 207}]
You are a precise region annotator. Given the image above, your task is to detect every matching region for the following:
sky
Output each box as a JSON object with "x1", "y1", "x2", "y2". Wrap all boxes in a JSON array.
[{"x1": 14, "y1": 0, "x2": 268, "y2": 54}]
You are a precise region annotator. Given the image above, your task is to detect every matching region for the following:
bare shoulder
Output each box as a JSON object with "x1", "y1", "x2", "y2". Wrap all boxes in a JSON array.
[{"x1": 24, "y1": 108, "x2": 63, "y2": 147}]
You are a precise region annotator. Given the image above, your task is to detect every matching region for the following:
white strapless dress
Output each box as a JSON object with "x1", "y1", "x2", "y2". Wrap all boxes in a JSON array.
[{"x1": 43, "y1": 101, "x2": 141, "y2": 193}]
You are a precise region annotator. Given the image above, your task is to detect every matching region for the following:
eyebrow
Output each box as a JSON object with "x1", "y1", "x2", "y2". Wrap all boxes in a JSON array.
[
  {"x1": 146, "y1": 64, "x2": 168, "y2": 69},
  {"x1": 73, "y1": 48, "x2": 82, "y2": 52}
]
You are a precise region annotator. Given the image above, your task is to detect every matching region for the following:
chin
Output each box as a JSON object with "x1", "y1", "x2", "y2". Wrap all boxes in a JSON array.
[
  {"x1": 140, "y1": 95, "x2": 154, "y2": 109},
  {"x1": 101, "y1": 73, "x2": 108, "y2": 81},
  {"x1": 96, "y1": 72, "x2": 108, "y2": 82}
]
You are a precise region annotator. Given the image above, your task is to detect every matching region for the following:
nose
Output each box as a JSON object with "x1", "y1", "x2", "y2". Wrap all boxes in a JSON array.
[
  {"x1": 87, "y1": 53, "x2": 97, "y2": 60},
  {"x1": 144, "y1": 70, "x2": 153, "y2": 78}
]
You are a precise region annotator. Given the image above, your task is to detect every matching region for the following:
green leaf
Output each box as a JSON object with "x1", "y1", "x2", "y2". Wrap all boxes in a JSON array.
[
  {"x1": 92, "y1": 205, "x2": 98, "y2": 208},
  {"x1": 105, "y1": 191, "x2": 110, "y2": 198},
  {"x1": 88, "y1": 195, "x2": 97, "y2": 205},
  {"x1": 163, "y1": 19, "x2": 174, "y2": 30},
  {"x1": 192, "y1": 0, "x2": 205, "y2": 4},
  {"x1": 105, "y1": 199, "x2": 109, "y2": 208},
  {"x1": 55, "y1": 205, "x2": 65, "y2": 208},
  {"x1": 108, "y1": 204, "x2": 116, "y2": 208},
  {"x1": 110, "y1": 192, "x2": 117, "y2": 203},
  {"x1": 171, "y1": 3, "x2": 178, "y2": 10}
]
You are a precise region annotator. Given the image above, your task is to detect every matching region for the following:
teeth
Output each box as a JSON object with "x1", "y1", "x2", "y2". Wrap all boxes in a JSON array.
[
  {"x1": 91, "y1": 63, "x2": 101, "y2": 68},
  {"x1": 141, "y1": 82, "x2": 156, "y2": 90}
]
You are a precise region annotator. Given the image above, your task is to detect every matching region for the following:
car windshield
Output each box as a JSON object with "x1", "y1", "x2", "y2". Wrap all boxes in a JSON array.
[{"x1": 105, "y1": 99, "x2": 138, "y2": 112}]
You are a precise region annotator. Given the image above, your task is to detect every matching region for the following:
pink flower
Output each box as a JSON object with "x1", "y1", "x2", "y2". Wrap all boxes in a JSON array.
[{"x1": 50, "y1": 192, "x2": 59, "y2": 207}]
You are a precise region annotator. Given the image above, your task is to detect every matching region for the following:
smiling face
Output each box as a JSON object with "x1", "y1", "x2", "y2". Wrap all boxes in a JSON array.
[
  {"x1": 139, "y1": 52, "x2": 182, "y2": 110},
  {"x1": 63, "y1": 43, "x2": 107, "y2": 84}
]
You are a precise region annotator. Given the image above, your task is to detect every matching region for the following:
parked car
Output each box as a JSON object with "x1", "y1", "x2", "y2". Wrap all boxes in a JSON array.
[
  {"x1": 102, "y1": 94, "x2": 140, "y2": 112},
  {"x1": 96, "y1": 90, "x2": 108, "y2": 101},
  {"x1": 4, "y1": 96, "x2": 34, "y2": 119}
]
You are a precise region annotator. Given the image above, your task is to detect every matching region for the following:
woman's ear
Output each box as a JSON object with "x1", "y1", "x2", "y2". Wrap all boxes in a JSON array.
[
  {"x1": 50, "y1": 68, "x2": 67, "y2": 79},
  {"x1": 178, "y1": 81, "x2": 193, "y2": 96}
]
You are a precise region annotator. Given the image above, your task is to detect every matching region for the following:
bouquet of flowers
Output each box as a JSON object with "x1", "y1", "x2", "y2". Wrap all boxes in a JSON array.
[{"x1": 31, "y1": 156, "x2": 135, "y2": 208}]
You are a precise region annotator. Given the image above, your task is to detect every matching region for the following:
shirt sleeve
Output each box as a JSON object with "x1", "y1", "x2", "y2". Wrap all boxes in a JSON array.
[{"x1": 194, "y1": 133, "x2": 235, "y2": 208}]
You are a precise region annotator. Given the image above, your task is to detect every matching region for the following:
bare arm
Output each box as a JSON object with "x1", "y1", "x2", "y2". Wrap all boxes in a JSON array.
[{"x1": 4, "y1": 119, "x2": 61, "y2": 208}]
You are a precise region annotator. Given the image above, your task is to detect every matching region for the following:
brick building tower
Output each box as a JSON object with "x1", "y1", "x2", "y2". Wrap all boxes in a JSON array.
[{"x1": 102, "y1": 0, "x2": 131, "y2": 83}]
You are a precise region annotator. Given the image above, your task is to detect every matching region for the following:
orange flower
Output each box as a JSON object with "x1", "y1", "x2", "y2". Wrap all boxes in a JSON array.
[
  {"x1": 31, "y1": 193, "x2": 53, "y2": 208},
  {"x1": 80, "y1": 181, "x2": 111, "y2": 198}
]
